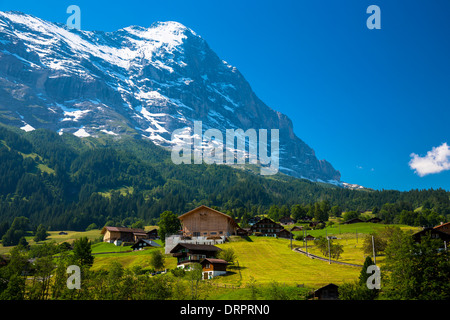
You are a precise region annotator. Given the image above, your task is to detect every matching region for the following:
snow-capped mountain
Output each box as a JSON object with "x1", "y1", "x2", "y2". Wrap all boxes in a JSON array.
[{"x1": 0, "y1": 11, "x2": 341, "y2": 183}]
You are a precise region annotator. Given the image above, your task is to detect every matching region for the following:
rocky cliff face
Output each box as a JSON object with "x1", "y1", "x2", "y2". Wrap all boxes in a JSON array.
[{"x1": 0, "y1": 11, "x2": 341, "y2": 182}]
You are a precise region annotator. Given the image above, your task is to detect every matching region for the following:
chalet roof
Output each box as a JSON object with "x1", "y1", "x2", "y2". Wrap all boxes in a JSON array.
[
  {"x1": 131, "y1": 239, "x2": 161, "y2": 249},
  {"x1": 412, "y1": 227, "x2": 450, "y2": 241},
  {"x1": 258, "y1": 217, "x2": 275, "y2": 223},
  {"x1": 314, "y1": 283, "x2": 339, "y2": 293},
  {"x1": 201, "y1": 258, "x2": 229, "y2": 265},
  {"x1": 342, "y1": 218, "x2": 363, "y2": 224},
  {"x1": 178, "y1": 205, "x2": 239, "y2": 228},
  {"x1": 169, "y1": 243, "x2": 222, "y2": 253},
  {"x1": 100, "y1": 226, "x2": 145, "y2": 235},
  {"x1": 252, "y1": 217, "x2": 281, "y2": 226},
  {"x1": 434, "y1": 222, "x2": 450, "y2": 229}
]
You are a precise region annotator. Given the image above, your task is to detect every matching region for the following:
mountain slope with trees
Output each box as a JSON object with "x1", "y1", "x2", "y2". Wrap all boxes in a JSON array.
[{"x1": 0, "y1": 124, "x2": 448, "y2": 236}]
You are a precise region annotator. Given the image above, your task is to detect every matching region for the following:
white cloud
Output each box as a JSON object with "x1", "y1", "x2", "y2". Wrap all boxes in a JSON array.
[{"x1": 409, "y1": 143, "x2": 450, "y2": 177}]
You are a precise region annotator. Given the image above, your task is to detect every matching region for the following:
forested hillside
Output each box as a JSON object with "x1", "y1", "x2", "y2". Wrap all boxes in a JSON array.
[{"x1": 0, "y1": 124, "x2": 449, "y2": 232}]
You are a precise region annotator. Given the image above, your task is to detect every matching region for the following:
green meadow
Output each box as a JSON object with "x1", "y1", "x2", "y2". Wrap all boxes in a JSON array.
[{"x1": 0, "y1": 222, "x2": 422, "y2": 297}]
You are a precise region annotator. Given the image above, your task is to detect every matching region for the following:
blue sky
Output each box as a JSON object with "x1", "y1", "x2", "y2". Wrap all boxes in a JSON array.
[{"x1": 1, "y1": 0, "x2": 450, "y2": 191}]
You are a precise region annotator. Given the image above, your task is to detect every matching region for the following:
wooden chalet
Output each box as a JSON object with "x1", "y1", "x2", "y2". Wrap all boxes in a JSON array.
[
  {"x1": 412, "y1": 227, "x2": 450, "y2": 243},
  {"x1": 200, "y1": 258, "x2": 229, "y2": 279},
  {"x1": 279, "y1": 216, "x2": 296, "y2": 226},
  {"x1": 277, "y1": 228, "x2": 294, "y2": 239},
  {"x1": 309, "y1": 220, "x2": 324, "y2": 228},
  {"x1": 131, "y1": 239, "x2": 161, "y2": 250},
  {"x1": 101, "y1": 226, "x2": 148, "y2": 245},
  {"x1": 250, "y1": 217, "x2": 283, "y2": 237},
  {"x1": 342, "y1": 218, "x2": 363, "y2": 224},
  {"x1": 236, "y1": 227, "x2": 251, "y2": 237},
  {"x1": 248, "y1": 217, "x2": 293, "y2": 239},
  {"x1": 314, "y1": 283, "x2": 339, "y2": 300},
  {"x1": 304, "y1": 234, "x2": 315, "y2": 241},
  {"x1": 367, "y1": 217, "x2": 382, "y2": 223},
  {"x1": 434, "y1": 222, "x2": 450, "y2": 235},
  {"x1": 178, "y1": 205, "x2": 239, "y2": 238},
  {"x1": 248, "y1": 216, "x2": 261, "y2": 226},
  {"x1": 170, "y1": 243, "x2": 221, "y2": 269},
  {"x1": 146, "y1": 228, "x2": 159, "y2": 240},
  {"x1": 291, "y1": 226, "x2": 303, "y2": 232}
]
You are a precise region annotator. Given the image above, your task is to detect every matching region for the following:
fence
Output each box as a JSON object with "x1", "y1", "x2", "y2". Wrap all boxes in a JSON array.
[{"x1": 208, "y1": 282, "x2": 305, "y2": 290}]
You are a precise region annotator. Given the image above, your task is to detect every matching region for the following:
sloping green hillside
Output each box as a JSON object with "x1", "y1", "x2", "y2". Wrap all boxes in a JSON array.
[{"x1": 0, "y1": 124, "x2": 448, "y2": 233}]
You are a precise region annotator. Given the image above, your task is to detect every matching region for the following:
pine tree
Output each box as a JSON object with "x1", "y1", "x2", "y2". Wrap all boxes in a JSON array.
[{"x1": 72, "y1": 237, "x2": 94, "y2": 267}]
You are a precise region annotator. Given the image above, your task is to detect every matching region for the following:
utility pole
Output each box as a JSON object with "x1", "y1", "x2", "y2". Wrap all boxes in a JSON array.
[
  {"x1": 290, "y1": 230, "x2": 292, "y2": 250},
  {"x1": 328, "y1": 237, "x2": 331, "y2": 264},
  {"x1": 304, "y1": 230, "x2": 306, "y2": 249},
  {"x1": 372, "y1": 235, "x2": 376, "y2": 265}
]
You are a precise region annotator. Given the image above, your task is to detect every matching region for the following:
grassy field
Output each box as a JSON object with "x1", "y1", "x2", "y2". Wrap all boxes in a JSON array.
[
  {"x1": 89, "y1": 240, "x2": 176, "y2": 271},
  {"x1": 0, "y1": 229, "x2": 103, "y2": 255},
  {"x1": 290, "y1": 222, "x2": 420, "y2": 266},
  {"x1": 292, "y1": 222, "x2": 419, "y2": 239},
  {"x1": 0, "y1": 222, "x2": 422, "y2": 295},
  {"x1": 86, "y1": 235, "x2": 362, "y2": 290},
  {"x1": 211, "y1": 236, "x2": 360, "y2": 288},
  {"x1": 85, "y1": 234, "x2": 363, "y2": 289}
]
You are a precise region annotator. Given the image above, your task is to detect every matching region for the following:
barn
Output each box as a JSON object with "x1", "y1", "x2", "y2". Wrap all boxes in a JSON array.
[
  {"x1": 178, "y1": 205, "x2": 239, "y2": 238},
  {"x1": 314, "y1": 283, "x2": 340, "y2": 300},
  {"x1": 101, "y1": 226, "x2": 148, "y2": 245}
]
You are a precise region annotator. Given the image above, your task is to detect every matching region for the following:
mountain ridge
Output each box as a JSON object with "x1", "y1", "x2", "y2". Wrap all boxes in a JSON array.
[{"x1": 0, "y1": 11, "x2": 341, "y2": 183}]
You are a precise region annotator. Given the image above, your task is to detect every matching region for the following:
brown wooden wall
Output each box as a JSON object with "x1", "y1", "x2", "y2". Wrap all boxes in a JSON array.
[
  {"x1": 203, "y1": 263, "x2": 227, "y2": 272},
  {"x1": 181, "y1": 207, "x2": 236, "y2": 236},
  {"x1": 103, "y1": 230, "x2": 121, "y2": 242}
]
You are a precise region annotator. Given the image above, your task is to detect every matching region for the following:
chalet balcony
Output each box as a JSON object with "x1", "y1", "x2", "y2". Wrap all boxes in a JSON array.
[
  {"x1": 172, "y1": 252, "x2": 184, "y2": 257},
  {"x1": 177, "y1": 254, "x2": 211, "y2": 264}
]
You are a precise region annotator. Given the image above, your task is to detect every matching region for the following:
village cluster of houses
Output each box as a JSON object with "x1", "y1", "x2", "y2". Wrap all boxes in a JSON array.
[
  {"x1": 101, "y1": 205, "x2": 450, "y2": 284},
  {"x1": 101, "y1": 205, "x2": 299, "y2": 280}
]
